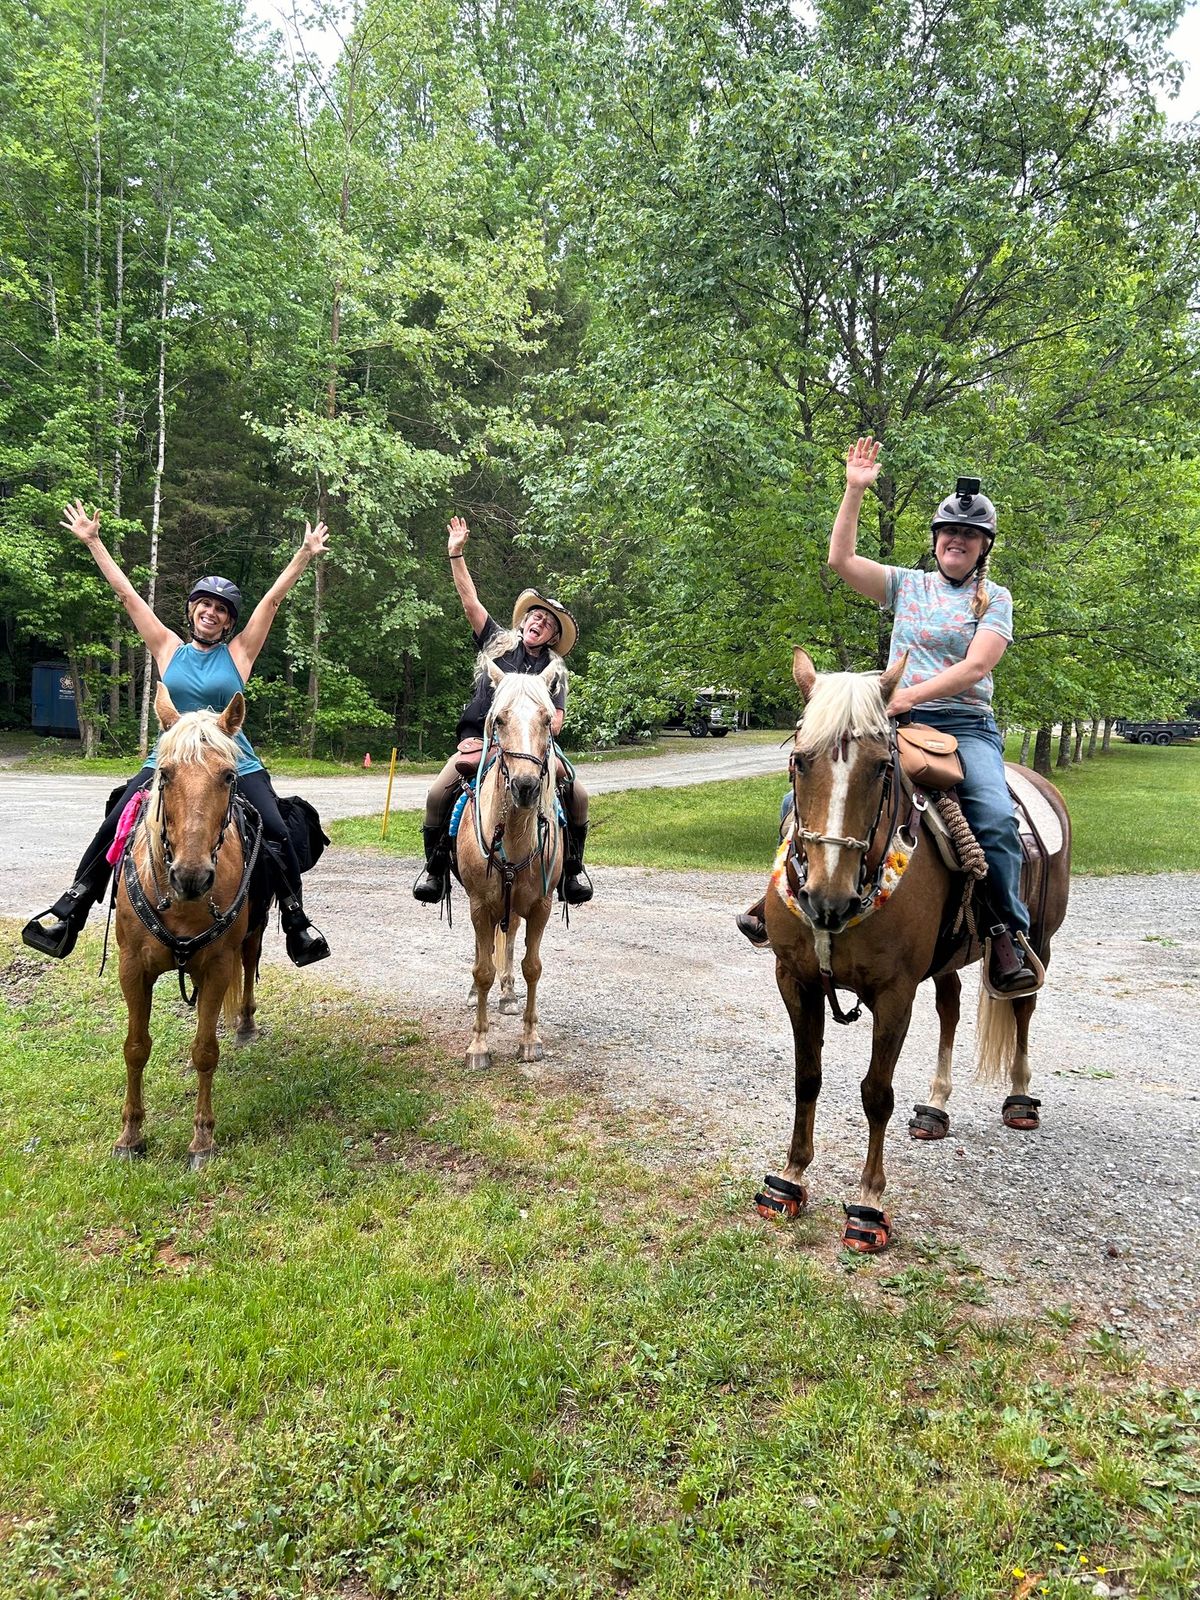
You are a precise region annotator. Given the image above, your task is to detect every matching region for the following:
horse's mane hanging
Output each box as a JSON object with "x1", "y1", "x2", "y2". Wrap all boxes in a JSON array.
[
  {"x1": 144, "y1": 711, "x2": 241, "y2": 875},
  {"x1": 796, "y1": 671, "x2": 891, "y2": 757}
]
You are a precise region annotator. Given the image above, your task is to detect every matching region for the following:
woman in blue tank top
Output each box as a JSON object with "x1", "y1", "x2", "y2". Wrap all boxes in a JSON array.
[{"x1": 23, "y1": 501, "x2": 331, "y2": 967}]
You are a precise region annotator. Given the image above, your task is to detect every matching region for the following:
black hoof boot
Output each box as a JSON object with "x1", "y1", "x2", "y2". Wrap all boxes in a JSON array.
[
  {"x1": 279, "y1": 896, "x2": 330, "y2": 967},
  {"x1": 21, "y1": 880, "x2": 96, "y2": 959},
  {"x1": 560, "y1": 821, "x2": 593, "y2": 905},
  {"x1": 413, "y1": 824, "x2": 451, "y2": 904}
]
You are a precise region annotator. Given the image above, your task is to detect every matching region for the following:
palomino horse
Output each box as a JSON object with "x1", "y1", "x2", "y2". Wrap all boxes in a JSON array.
[
  {"x1": 113, "y1": 686, "x2": 266, "y2": 1167},
  {"x1": 455, "y1": 663, "x2": 564, "y2": 1069},
  {"x1": 758, "y1": 649, "x2": 1070, "y2": 1252}
]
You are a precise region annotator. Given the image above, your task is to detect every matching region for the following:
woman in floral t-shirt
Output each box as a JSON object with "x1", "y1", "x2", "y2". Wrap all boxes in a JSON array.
[{"x1": 739, "y1": 437, "x2": 1036, "y2": 995}]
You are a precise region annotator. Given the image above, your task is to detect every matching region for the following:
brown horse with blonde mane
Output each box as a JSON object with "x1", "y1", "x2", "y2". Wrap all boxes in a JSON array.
[
  {"x1": 113, "y1": 686, "x2": 267, "y2": 1167},
  {"x1": 757, "y1": 649, "x2": 1070, "y2": 1252},
  {"x1": 455, "y1": 663, "x2": 564, "y2": 1069}
]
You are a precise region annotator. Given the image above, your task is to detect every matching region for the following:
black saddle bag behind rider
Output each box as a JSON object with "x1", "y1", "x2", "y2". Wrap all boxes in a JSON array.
[{"x1": 278, "y1": 795, "x2": 330, "y2": 876}]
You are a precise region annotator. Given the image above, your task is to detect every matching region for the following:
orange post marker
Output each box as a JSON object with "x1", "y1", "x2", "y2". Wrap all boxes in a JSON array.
[{"x1": 363, "y1": 752, "x2": 372, "y2": 768}]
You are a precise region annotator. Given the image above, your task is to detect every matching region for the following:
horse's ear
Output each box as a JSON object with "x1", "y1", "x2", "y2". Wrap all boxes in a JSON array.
[
  {"x1": 487, "y1": 660, "x2": 505, "y2": 686},
  {"x1": 792, "y1": 648, "x2": 818, "y2": 702},
  {"x1": 879, "y1": 652, "x2": 908, "y2": 706},
  {"x1": 539, "y1": 660, "x2": 564, "y2": 691},
  {"x1": 218, "y1": 692, "x2": 245, "y2": 738},
  {"x1": 155, "y1": 683, "x2": 179, "y2": 730}
]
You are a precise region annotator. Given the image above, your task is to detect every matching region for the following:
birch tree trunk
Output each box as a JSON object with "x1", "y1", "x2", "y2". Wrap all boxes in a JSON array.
[
  {"x1": 109, "y1": 184, "x2": 126, "y2": 727},
  {"x1": 138, "y1": 213, "x2": 173, "y2": 756}
]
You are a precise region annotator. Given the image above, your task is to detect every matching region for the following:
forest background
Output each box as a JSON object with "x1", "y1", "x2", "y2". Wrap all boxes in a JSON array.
[{"x1": 2, "y1": 0, "x2": 1199, "y2": 768}]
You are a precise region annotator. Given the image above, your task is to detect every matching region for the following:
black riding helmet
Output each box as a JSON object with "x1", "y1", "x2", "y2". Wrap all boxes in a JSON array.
[
  {"x1": 930, "y1": 478, "x2": 997, "y2": 583},
  {"x1": 186, "y1": 576, "x2": 242, "y2": 641}
]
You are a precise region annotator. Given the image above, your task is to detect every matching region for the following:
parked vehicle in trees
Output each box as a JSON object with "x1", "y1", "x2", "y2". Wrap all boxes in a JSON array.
[
  {"x1": 1114, "y1": 719, "x2": 1200, "y2": 746},
  {"x1": 689, "y1": 688, "x2": 739, "y2": 738}
]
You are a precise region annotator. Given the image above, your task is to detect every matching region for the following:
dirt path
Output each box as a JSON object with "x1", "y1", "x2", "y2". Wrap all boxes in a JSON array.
[{"x1": 3, "y1": 746, "x2": 1198, "y2": 1375}]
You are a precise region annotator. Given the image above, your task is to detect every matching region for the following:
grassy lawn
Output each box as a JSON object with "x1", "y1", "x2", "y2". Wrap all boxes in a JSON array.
[
  {"x1": 331, "y1": 741, "x2": 1200, "y2": 876},
  {"x1": 1, "y1": 926, "x2": 1197, "y2": 1598}
]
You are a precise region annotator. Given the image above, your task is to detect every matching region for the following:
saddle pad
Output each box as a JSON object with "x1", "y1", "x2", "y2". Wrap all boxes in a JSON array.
[{"x1": 1005, "y1": 765, "x2": 1064, "y2": 856}]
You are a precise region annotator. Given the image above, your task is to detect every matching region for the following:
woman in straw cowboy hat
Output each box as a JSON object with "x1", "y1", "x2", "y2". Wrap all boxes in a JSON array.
[{"x1": 413, "y1": 515, "x2": 592, "y2": 906}]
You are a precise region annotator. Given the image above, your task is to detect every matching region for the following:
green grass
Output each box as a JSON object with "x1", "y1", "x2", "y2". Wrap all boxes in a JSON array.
[
  {"x1": 332, "y1": 741, "x2": 1200, "y2": 875},
  {"x1": 1, "y1": 926, "x2": 1197, "y2": 1597}
]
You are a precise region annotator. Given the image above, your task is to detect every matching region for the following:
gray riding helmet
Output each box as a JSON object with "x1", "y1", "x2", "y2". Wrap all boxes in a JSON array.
[{"x1": 931, "y1": 482, "x2": 997, "y2": 580}]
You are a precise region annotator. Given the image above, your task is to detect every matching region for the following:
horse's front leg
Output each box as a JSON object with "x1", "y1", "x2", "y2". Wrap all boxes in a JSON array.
[
  {"x1": 466, "y1": 906, "x2": 498, "y2": 1070},
  {"x1": 517, "y1": 899, "x2": 552, "y2": 1063},
  {"x1": 845, "y1": 986, "x2": 916, "y2": 1252},
  {"x1": 234, "y1": 924, "x2": 263, "y2": 1046},
  {"x1": 910, "y1": 972, "x2": 960, "y2": 1142},
  {"x1": 188, "y1": 958, "x2": 233, "y2": 1169},
  {"x1": 115, "y1": 957, "x2": 154, "y2": 1158},
  {"x1": 756, "y1": 963, "x2": 824, "y2": 1219},
  {"x1": 497, "y1": 916, "x2": 522, "y2": 1015}
]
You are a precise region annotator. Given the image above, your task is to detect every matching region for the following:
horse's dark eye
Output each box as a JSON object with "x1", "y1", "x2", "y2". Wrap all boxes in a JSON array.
[
  {"x1": 223, "y1": 770, "x2": 236, "y2": 786},
  {"x1": 876, "y1": 760, "x2": 888, "y2": 780},
  {"x1": 793, "y1": 754, "x2": 807, "y2": 775}
]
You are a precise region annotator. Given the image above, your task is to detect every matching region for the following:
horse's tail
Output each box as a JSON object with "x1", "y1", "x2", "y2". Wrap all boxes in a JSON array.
[{"x1": 974, "y1": 988, "x2": 1017, "y2": 1083}]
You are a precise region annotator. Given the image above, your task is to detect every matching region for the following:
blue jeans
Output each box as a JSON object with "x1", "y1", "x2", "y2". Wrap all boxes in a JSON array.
[{"x1": 918, "y1": 709, "x2": 1029, "y2": 933}]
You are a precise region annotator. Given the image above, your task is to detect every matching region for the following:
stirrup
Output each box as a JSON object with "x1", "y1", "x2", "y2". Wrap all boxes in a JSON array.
[
  {"x1": 560, "y1": 865, "x2": 592, "y2": 905},
  {"x1": 21, "y1": 880, "x2": 94, "y2": 960},
  {"x1": 982, "y1": 929, "x2": 1045, "y2": 999}
]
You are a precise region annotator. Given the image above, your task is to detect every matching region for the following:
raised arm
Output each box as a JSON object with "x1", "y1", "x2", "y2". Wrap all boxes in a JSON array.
[
  {"x1": 230, "y1": 521, "x2": 328, "y2": 679},
  {"x1": 61, "y1": 500, "x2": 181, "y2": 671},
  {"x1": 826, "y1": 438, "x2": 889, "y2": 605},
  {"x1": 447, "y1": 516, "x2": 488, "y2": 636}
]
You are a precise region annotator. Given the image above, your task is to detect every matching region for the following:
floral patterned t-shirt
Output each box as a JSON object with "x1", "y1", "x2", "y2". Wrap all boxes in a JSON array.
[{"x1": 881, "y1": 566, "x2": 1013, "y2": 713}]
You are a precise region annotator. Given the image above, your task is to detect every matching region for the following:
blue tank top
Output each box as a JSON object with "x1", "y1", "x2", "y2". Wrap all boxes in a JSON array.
[{"x1": 148, "y1": 642, "x2": 264, "y2": 776}]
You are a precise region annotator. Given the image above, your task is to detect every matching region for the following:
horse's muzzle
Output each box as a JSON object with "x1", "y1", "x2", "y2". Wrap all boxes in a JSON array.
[
  {"x1": 509, "y1": 775, "x2": 542, "y2": 809},
  {"x1": 797, "y1": 889, "x2": 855, "y2": 933},
  {"x1": 170, "y1": 864, "x2": 216, "y2": 901}
]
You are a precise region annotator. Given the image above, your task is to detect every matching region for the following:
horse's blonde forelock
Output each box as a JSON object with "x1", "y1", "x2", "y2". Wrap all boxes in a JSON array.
[{"x1": 796, "y1": 672, "x2": 891, "y2": 756}]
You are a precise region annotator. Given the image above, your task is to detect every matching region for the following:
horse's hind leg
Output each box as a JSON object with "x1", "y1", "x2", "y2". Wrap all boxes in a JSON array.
[
  {"x1": 1000, "y1": 994, "x2": 1041, "y2": 1129},
  {"x1": 466, "y1": 908, "x2": 497, "y2": 1070},
  {"x1": 498, "y1": 918, "x2": 522, "y2": 1016},
  {"x1": 116, "y1": 959, "x2": 154, "y2": 1158},
  {"x1": 188, "y1": 961, "x2": 232, "y2": 1168},
  {"x1": 910, "y1": 973, "x2": 960, "y2": 1141},
  {"x1": 517, "y1": 901, "x2": 551, "y2": 1063},
  {"x1": 234, "y1": 926, "x2": 263, "y2": 1046}
]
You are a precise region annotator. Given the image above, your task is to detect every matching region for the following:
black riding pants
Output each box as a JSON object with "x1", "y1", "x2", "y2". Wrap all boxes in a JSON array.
[{"x1": 70, "y1": 765, "x2": 301, "y2": 903}]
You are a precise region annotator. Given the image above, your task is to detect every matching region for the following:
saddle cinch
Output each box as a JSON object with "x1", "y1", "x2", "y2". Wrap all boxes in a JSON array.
[{"x1": 896, "y1": 724, "x2": 1064, "y2": 975}]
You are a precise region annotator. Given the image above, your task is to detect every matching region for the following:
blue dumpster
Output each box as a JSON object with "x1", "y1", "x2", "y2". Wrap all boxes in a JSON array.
[{"x1": 31, "y1": 661, "x2": 81, "y2": 735}]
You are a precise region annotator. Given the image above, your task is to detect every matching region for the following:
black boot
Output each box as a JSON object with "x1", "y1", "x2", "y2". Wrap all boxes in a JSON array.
[
  {"x1": 278, "y1": 893, "x2": 330, "y2": 967},
  {"x1": 22, "y1": 879, "x2": 100, "y2": 960},
  {"x1": 987, "y1": 924, "x2": 1037, "y2": 995},
  {"x1": 735, "y1": 896, "x2": 770, "y2": 949},
  {"x1": 413, "y1": 824, "x2": 451, "y2": 904},
  {"x1": 561, "y1": 821, "x2": 593, "y2": 905}
]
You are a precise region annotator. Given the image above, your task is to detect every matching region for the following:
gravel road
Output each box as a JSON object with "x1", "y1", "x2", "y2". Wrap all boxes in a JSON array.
[{"x1": 3, "y1": 747, "x2": 1197, "y2": 1376}]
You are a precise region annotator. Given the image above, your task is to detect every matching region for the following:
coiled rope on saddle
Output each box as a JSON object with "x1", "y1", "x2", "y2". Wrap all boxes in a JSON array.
[{"x1": 930, "y1": 790, "x2": 988, "y2": 938}]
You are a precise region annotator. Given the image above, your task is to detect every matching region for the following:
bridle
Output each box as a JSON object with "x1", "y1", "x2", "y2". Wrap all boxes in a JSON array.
[
  {"x1": 117, "y1": 772, "x2": 262, "y2": 1005},
  {"x1": 471, "y1": 726, "x2": 559, "y2": 933}
]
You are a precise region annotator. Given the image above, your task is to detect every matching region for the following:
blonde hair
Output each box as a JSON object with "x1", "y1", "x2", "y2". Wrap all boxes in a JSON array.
[
  {"x1": 474, "y1": 627, "x2": 568, "y2": 695},
  {"x1": 970, "y1": 552, "x2": 993, "y2": 620}
]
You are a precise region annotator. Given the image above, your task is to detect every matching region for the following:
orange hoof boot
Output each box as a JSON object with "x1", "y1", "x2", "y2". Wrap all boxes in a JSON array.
[
  {"x1": 908, "y1": 1103, "x2": 950, "y2": 1141},
  {"x1": 754, "y1": 1173, "x2": 807, "y2": 1220},
  {"x1": 1001, "y1": 1093, "x2": 1041, "y2": 1130},
  {"x1": 842, "y1": 1203, "x2": 892, "y2": 1252}
]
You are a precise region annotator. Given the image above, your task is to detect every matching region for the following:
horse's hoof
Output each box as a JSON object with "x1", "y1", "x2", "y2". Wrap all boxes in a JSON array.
[
  {"x1": 842, "y1": 1204, "x2": 892, "y2": 1253},
  {"x1": 113, "y1": 1142, "x2": 146, "y2": 1161},
  {"x1": 234, "y1": 1028, "x2": 259, "y2": 1048},
  {"x1": 187, "y1": 1150, "x2": 216, "y2": 1171},
  {"x1": 908, "y1": 1103, "x2": 950, "y2": 1141},
  {"x1": 519, "y1": 1041, "x2": 544, "y2": 1063},
  {"x1": 754, "y1": 1174, "x2": 807, "y2": 1219},
  {"x1": 498, "y1": 995, "x2": 521, "y2": 1016},
  {"x1": 466, "y1": 1051, "x2": 493, "y2": 1071},
  {"x1": 1001, "y1": 1094, "x2": 1041, "y2": 1130}
]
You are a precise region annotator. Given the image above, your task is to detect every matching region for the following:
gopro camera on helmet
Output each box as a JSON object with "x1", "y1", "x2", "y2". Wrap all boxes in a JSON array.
[{"x1": 955, "y1": 476, "x2": 981, "y2": 503}]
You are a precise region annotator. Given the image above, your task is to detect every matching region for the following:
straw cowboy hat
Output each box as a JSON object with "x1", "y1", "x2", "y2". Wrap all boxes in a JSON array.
[{"x1": 512, "y1": 589, "x2": 578, "y2": 658}]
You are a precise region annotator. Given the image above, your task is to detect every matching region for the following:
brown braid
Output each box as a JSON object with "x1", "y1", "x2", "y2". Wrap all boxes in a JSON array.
[{"x1": 970, "y1": 550, "x2": 992, "y2": 620}]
